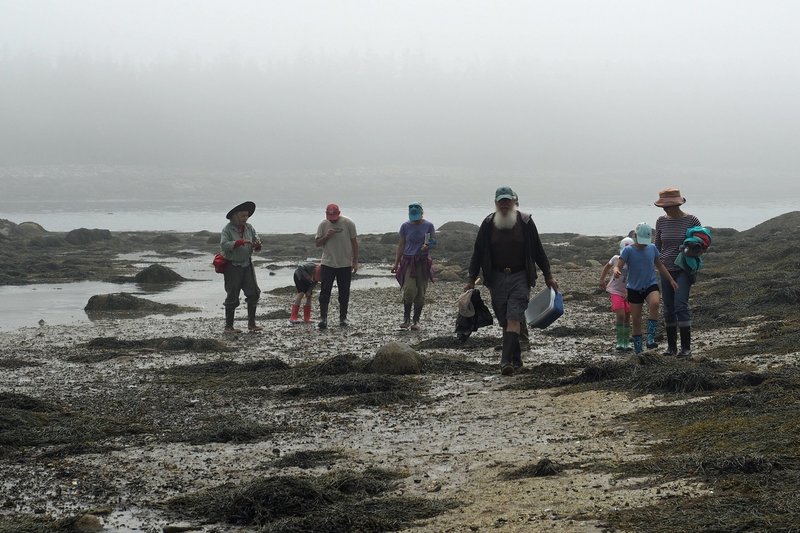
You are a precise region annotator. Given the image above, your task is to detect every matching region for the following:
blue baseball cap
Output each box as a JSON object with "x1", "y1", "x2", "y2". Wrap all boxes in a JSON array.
[
  {"x1": 635, "y1": 222, "x2": 653, "y2": 245},
  {"x1": 495, "y1": 186, "x2": 515, "y2": 202}
]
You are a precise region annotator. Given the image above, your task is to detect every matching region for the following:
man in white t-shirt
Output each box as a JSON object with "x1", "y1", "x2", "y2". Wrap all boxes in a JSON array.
[{"x1": 315, "y1": 203, "x2": 359, "y2": 329}]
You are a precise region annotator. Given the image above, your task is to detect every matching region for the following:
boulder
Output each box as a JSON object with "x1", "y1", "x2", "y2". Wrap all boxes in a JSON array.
[
  {"x1": 17, "y1": 221, "x2": 47, "y2": 236},
  {"x1": 434, "y1": 263, "x2": 465, "y2": 282},
  {"x1": 84, "y1": 293, "x2": 189, "y2": 315},
  {"x1": 0, "y1": 219, "x2": 20, "y2": 237},
  {"x1": 152, "y1": 233, "x2": 181, "y2": 244},
  {"x1": 66, "y1": 228, "x2": 112, "y2": 245},
  {"x1": 439, "y1": 221, "x2": 479, "y2": 232},
  {"x1": 134, "y1": 264, "x2": 186, "y2": 283},
  {"x1": 366, "y1": 342, "x2": 422, "y2": 375}
]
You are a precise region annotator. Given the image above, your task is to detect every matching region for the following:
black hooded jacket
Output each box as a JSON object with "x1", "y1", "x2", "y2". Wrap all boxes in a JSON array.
[{"x1": 467, "y1": 211, "x2": 552, "y2": 289}]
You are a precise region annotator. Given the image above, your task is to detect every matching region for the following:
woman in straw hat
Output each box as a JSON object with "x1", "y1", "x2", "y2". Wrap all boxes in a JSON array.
[
  {"x1": 654, "y1": 188, "x2": 701, "y2": 357},
  {"x1": 220, "y1": 201, "x2": 263, "y2": 333}
]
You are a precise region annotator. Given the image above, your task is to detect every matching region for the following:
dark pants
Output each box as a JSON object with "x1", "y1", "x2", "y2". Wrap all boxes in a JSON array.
[
  {"x1": 223, "y1": 263, "x2": 260, "y2": 309},
  {"x1": 318, "y1": 265, "x2": 352, "y2": 320},
  {"x1": 661, "y1": 270, "x2": 693, "y2": 327}
]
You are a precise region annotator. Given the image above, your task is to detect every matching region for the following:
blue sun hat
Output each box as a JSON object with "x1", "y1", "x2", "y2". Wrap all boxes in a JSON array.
[
  {"x1": 408, "y1": 202, "x2": 423, "y2": 222},
  {"x1": 634, "y1": 222, "x2": 653, "y2": 245}
]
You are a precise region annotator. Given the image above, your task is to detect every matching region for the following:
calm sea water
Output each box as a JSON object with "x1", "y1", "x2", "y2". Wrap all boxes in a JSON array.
[{"x1": 1, "y1": 201, "x2": 796, "y2": 235}]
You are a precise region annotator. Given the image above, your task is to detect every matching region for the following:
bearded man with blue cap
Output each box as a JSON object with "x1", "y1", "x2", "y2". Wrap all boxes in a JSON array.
[{"x1": 464, "y1": 186, "x2": 559, "y2": 375}]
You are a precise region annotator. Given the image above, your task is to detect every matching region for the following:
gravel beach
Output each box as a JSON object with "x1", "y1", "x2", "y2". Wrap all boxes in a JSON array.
[{"x1": 1, "y1": 214, "x2": 799, "y2": 532}]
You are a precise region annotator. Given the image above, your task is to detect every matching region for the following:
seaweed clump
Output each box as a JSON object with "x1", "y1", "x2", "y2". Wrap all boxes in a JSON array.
[
  {"x1": 597, "y1": 369, "x2": 800, "y2": 532},
  {"x1": 166, "y1": 467, "x2": 456, "y2": 532}
]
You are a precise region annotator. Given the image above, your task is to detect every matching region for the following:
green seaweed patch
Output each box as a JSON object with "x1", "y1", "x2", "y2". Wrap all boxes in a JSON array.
[
  {"x1": 0, "y1": 406, "x2": 147, "y2": 450},
  {"x1": 541, "y1": 324, "x2": 607, "y2": 338},
  {"x1": 414, "y1": 335, "x2": 501, "y2": 350},
  {"x1": 283, "y1": 374, "x2": 415, "y2": 398},
  {"x1": 307, "y1": 354, "x2": 366, "y2": 376},
  {"x1": 84, "y1": 336, "x2": 230, "y2": 351},
  {"x1": 509, "y1": 357, "x2": 761, "y2": 395},
  {"x1": 0, "y1": 514, "x2": 99, "y2": 533},
  {"x1": 706, "y1": 319, "x2": 800, "y2": 359},
  {"x1": 502, "y1": 362, "x2": 592, "y2": 391},
  {"x1": 595, "y1": 369, "x2": 800, "y2": 532},
  {"x1": 321, "y1": 390, "x2": 429, "y2": 412},
  {"x1": 159, "y1": 358, "x2": 293, "y2": 390},
  {"x1": 173, "y1": 416, "x2": 290, "y2": 445},
  {"x1": 501, "y1": 458, "x2": 562, "y2": 480},
  {"x1": 420, "y1": 354, "x2": 498, "y2": 375},
  {"x1": 0, "y1": 358, "x2": 42, "y2": 369},
  {"x1": 271, "y1": 449, "x2": 344, "y2": 469},
  {"x1": 0, "y1": 392, "x2": 54, "y2": 412},
  {"x1": 166, "y1": 468, "x2": 456, "y2": 531}
]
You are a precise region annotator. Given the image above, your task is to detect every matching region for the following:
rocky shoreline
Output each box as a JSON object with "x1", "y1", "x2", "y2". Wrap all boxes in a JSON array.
[{"x1": 1, "y1": 212, "x2": 799, "y2": 532}]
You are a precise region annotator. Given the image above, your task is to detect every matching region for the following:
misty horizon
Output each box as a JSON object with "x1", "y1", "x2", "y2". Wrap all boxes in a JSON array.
[{"x1": 1, "y1": 1, "x2": 799, "y2": 208}]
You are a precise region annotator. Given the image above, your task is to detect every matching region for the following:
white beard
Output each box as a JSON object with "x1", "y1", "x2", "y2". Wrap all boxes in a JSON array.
[{"x1": 493, "y1": 207, "x2": 518, "y2": 230}]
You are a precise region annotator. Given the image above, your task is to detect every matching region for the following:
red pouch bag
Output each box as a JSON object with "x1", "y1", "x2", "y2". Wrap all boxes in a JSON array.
[{"x1": 213, "y1": 253, "x2": 229, "y2": 274}]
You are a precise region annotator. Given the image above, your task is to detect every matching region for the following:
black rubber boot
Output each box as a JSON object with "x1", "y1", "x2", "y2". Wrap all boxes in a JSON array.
[
  {"x1": 500, "y1": 331, "x2": 519, "y2": 375},
  {"x1": 403, "y1": 303, "x2": 412, "y2": 324},
  {"x1": 678, "y1": 326, "x2": 691, "y2": 357},
  {"x1": 319, "y1": 301, "x2": 329, "y2": 329},
  {"x1": 412, "y1": 304, "x2": 422, "y2": 325},
  {"x1": 663, "y1": 326, "x2": 678, "y2": 356},
  {"x1": 511, "y1": 336, "x2": 523, "y2": 369},
  {"x1": 225, "y1": 307, "x2": 235, "y2": 329},
  {"x1": 247, "y1": 302, "x2": 259, "y2": 329}
]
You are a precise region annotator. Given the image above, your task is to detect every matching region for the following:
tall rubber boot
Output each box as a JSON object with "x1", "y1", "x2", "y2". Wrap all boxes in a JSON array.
[
  {"x1": 519, "y1": 321, "x2": 530, "y2": 352},
  {"x1": 411, "y1": 304, "x2": 423, "y2": 330},
  {"x1": 646, "y1": 319, "x2": 658, "y2": 349},
  {"x1": 622, "y1": 325, "x2": 632, "y2": 351},
  {"x1": 632, "y1": 334, "x2": 643, "y2": 354},
  {"x1": 289, "y1": 304, "x2": 300, "y2": 324},
  {"x1": 678, "y1": 326, "x2": 692, "y2": 357},
  {"x1": 500, "y1": 331, "x2": 519, "y2": 375},
  {"x1": 400, "y1": 302, "x2": 412, "y2": 328},
  {"x1": 318, "y1": 300, "x2": 329, "y2": 329},
  {"x1": 663, "y1": 326, "x2": 678, "y2": 356},
  {"x1": 248, "y1": 302, "x2": 262, "y2": 331},
  {"x1": 225, "y1": 307, "x2": 238, "y2": 331},
  {"x1": 615, "y1": 324, "x2": 625, "y2": 351},
  {"x1": 303, "y1": 305, "x2": 312, "y2": 323},
  {"x1": 511, "y1": 335, "x2": 523, "y2": 369}
]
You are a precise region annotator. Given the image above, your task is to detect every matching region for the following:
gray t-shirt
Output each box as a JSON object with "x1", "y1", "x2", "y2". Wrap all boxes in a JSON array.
[{"x1": 316, "y1": 216, "x2": 357, "y2": 268}]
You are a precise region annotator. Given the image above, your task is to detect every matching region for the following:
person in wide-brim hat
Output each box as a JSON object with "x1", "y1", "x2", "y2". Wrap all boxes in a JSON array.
[
  {"x1": 653, "y1": 187, "x2": 702, "y2": 358},
  {"x1": 653, "y1": 188, "x2": 686, "y2": 208},
  {"x1": 219, "y1": 200, "x2": 262, "y2": 333}
]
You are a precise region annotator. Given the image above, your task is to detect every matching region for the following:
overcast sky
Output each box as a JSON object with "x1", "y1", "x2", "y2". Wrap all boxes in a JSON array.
[{"x1": 1, "y1": 0, "x2": 799, "y2": 205}]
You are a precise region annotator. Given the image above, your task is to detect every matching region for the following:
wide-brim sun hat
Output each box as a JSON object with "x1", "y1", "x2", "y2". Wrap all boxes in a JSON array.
[
  {"x1": 654, "y1": 187, "x2": 686, "y2": 207},
  {"x1": 226, "y1": 201, "x2": 256, "y2": 220}
]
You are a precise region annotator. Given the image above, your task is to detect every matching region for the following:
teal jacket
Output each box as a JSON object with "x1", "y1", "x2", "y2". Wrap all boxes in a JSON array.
[
  {"x1": 675, "y1": 226, "x2": 711, "y2": 274},
  {"x1": 220, "y1": 222, "x2": 260, "y2": 267}
]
